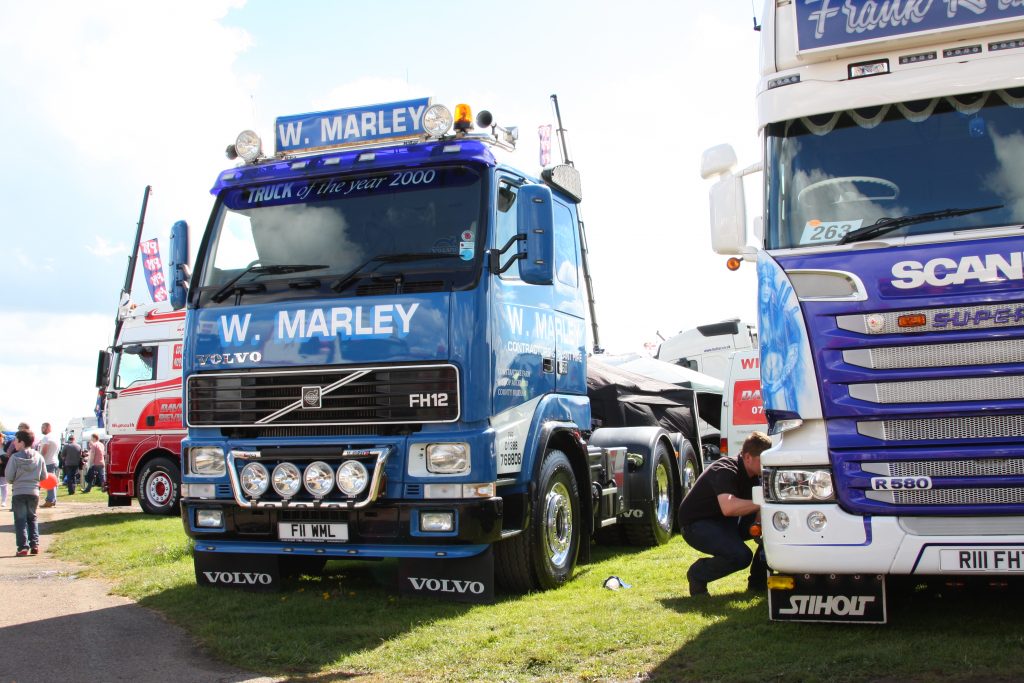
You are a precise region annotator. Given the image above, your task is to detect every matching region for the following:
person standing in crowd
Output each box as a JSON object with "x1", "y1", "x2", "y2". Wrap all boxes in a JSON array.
[
  {"x1": 5, "y1": 429, "x2": 46, "y2": 556},
  {"x1": 677, "y1": 431, "x2": 773, "y2": 596},
  {"x1": 60, "y1": 435, "x2": 84, "y2": 495},
  {"x1": 3, "y1": 422, "x2": 31, "y2": 508},
  {"x1": 82, "y1": 433, "x2": 106, "y2": 493},
  {"x1": 37, "y1": 422, "x2": 59, "y2": 508}
]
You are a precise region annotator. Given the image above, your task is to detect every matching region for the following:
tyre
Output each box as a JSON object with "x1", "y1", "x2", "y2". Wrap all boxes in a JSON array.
[
  {"x1": 137, "y1": 456, "x2": 181, "y2": 516},
  {"x1": 495, "y1": 449, "x2": 581, "y2": 592},
  {"x1": 679, "y1": 441, "x2": 699, "y2": 502},
  {"x1": 623, "y1": 441, "x2": 675, "y2": 547}
]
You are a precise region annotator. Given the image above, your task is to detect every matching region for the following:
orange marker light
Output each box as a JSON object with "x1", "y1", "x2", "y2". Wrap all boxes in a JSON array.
[
  {"x1": 454, "y1": 103, "x2": 473, "y2": 131},
  {"x1": 898, "y1": 314, "x2": 927, "y2": 328},
  {"x1": 727, "y1": 257, "x2": 742, "y2": 271}
]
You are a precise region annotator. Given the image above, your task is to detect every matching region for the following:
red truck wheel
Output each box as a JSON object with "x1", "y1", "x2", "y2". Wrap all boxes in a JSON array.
[{"x1": 137, "y1": 457, "x2": 181, "y2": 515}]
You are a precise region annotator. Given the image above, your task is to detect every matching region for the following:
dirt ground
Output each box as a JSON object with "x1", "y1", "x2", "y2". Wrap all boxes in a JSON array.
[{"x1": 0, "y1": 493, "x2": 280, "y2": 683}]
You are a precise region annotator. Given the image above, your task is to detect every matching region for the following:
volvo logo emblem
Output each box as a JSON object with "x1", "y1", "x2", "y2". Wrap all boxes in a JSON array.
[{"x1": 301, "y1": 386, "x2": 322, "y2": 409}]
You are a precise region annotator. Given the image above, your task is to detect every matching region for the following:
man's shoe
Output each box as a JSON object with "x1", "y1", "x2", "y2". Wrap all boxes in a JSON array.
[
  {"x1": 687, "y1": 567, "x2": 709, "y2": 597},
  {"x1": 40, "y1": 501, "x2": 55, "y2": 508},
  {"x1": 747, "y1": 579, "x2": 767, "y2": 592},
  {"x1": 16, "y1": 550, "x2": 28, "y2": 557},
  {"x1": 30, "y1": 547, "x2": 39, "y2": 555}
]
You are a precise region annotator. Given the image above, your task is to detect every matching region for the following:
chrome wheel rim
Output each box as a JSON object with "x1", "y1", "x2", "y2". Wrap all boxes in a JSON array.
[
  {"x1": 544, "y1": 481, "x2": 573, "y2": 567},
  {"x1": 655, "y1": 461, "x2": 672, "y2": 531},
  {"x1": 146, "y1": 471, "x2": 173, "y2": 506}
]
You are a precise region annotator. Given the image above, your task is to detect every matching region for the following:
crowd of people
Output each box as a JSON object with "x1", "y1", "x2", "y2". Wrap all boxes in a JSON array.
[{"x1": 1, "y1": 421, "x2": 107, "y2": 556}]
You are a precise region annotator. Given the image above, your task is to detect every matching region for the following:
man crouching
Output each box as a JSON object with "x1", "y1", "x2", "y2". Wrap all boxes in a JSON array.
[{"x1": 678, "y1": 431, "x2": 772, "y2": 596}]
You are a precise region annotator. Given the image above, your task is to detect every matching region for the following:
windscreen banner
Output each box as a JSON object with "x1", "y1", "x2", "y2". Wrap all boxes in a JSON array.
[{"x1": 796, "y1": 0, "x2": 1024, "y2": 52}]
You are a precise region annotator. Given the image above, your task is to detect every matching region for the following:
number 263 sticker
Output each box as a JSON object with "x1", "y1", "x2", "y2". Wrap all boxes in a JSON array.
[{"x1": 799, "y1": 219, "x2": 863, "y2": 245}]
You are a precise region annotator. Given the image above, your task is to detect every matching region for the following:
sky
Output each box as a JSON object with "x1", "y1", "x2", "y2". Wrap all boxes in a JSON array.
[{"x1": 0, "y1": 0, "x2": 763, "y2": 435}]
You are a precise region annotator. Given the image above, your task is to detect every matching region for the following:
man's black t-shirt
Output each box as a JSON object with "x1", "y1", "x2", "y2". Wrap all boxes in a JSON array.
[{"x1": 677, "y1": 455, "x2": 757, "y2": 525}]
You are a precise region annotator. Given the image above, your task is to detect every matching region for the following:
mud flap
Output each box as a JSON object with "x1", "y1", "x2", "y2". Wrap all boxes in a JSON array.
[
  {"x1": 194, "y1": 551, "x2": 282, "y2": 592},
  {"x1": 769, "y1": 573, "x2": 886, "y2": 623},
  {"x1": 398, "y1": 547, "x2": 494, "y2": 604}
]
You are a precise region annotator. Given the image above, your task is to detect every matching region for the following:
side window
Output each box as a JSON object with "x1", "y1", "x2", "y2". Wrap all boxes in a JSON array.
[
  {"x1": 554, "y1": 202, "x2": 579, "y2": 288},
  {"x1": 494, "y1": 180, "x2": 520, "y2": 280},
  {"x1": 116, "y1": 345, "x2": 158, "y2": 388}
]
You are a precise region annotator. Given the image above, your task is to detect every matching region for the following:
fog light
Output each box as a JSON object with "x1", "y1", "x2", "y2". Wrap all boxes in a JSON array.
[
  {"x1": 772, "y1": 511, "x2": 790, "y2": 531},
  {"x1": 239, "y1": 463, "x2": 269, "y2": 498},
  {"x1": 423, "y1": 104, "x2": 453, "y2": 137},
  {"x1": 420, "y1": 511, "x2": 455, "y2": 532},
  {"x1": 272, "y1": 463, "x2": 302, "y2": 498},
  {"x1": 807, "y1": 511, "x2": 828, "y2": 532},
  {"x1": 196, "y1": 509, "x2": 224, "y2": 528},
  {"x1": 336, "y1": 460, "x2": 369, "y2": 497},
  {"x1": 234, "y1": 129, "x2": 262, "y2": 162},
  {"x1": 303, "y1": 461, "x2": 335, "y2": 498}
]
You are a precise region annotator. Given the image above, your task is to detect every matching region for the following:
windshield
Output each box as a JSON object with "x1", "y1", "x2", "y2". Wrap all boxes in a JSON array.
[
  {"x1": 198, "y1": 165, "x2": 484, "y2": 300},
  {"x1": 766, "y1": 88, "x2": 1024, "y2": 250}
]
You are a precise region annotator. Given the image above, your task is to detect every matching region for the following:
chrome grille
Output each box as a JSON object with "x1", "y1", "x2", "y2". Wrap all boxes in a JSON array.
[
  {"x1": 859, "y1": 415, "x2": 1024, "y2": 441},
  {"x1": 863, "y1": 459, "x2": 1024, "y2": 477},
  {"x1": 837, "y1": 301, "x2": 1024, "y2": 335},
  {"x1": 850, "y1": 375, "x2": 1024, "y2": 404},
  {"x1": 867, "y1": 487, "x2": 1024, "y2": 505},
  {"x1": 844, "y1": 338, "x2": 1024, "y2": 369},
  {"x1": 888, "y1": 458, "x2": 1024, "y2": 478},
  {"x1": 188, "y1": 364, "x2": 459, "y2": 427}
]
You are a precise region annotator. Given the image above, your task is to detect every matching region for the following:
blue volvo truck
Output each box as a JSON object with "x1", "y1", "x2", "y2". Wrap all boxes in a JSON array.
[
  {"x1": 167, "y1": 98, "x2": 706, "y2": 600},
  {"x1": 702, "y1": 2, "x2": 1024, "y2": 622}
]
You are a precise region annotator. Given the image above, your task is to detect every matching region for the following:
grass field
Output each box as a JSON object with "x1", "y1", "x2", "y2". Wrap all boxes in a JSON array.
[{"x1": 47, "y1": 511, "x2": 1024, "y2": 682}]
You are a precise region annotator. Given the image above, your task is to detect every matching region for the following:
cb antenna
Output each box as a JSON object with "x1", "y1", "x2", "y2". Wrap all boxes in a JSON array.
[
  {"x1": 752, "y1": 0, "x2": 761, "y2": 31},
  {"x1": 550, "y1": 94, "x2": 573, "y2": 167}
]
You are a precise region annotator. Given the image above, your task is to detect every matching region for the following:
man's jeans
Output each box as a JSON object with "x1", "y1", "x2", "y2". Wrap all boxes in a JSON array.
[
  {"x1": 682, "y1": 516, "x2": 766, "y2": 586},
  {"x1": 44, "y1": 464, "x2": 58, "y2": 504},
  {"x1": 83, "y1": 466, "x2": 104, "y2": 492},
  {"x1": 12, "y1": 494, "x2": 39, "y2": 551}
]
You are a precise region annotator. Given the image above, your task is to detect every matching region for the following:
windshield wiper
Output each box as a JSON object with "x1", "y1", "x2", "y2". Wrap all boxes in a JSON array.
[
  {"x1": 210, "y1": 263, "x2": 327, "y2": 303},
  {"x1": 331, "y1": 252, "x2": 457, "y2": 293},
  {"x1": 836, "y1": 204, "x2": 1003, "y2": 245}
]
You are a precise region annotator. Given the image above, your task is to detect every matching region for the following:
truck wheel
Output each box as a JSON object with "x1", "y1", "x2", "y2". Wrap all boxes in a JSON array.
[
  {"x1": 137, "y1": 457, "x2": 180, "y2": 516},
  {"x1": 679, "y1": 441, "x2": 699, "y2": 501},
  {"x1": 495, "y1": 449, "x2": 581, "y2": 592},
  {"x1": 623, "y1": 441, "x2": 675, "y2": 547}
]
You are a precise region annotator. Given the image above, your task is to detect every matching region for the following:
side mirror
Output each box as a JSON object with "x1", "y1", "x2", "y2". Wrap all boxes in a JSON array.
[
  {"x1": 701, "y1": 144, "x2": 748, "y2": 256},
  {"x1": 516, "y1": 184, "x2": 555, "y2": 285},
  {"x1": 168, "y1": 220, "x2": 191, "y2": 310},
  {"x1": 95, "y1": 349, "x2": 111, "y2": 389}
]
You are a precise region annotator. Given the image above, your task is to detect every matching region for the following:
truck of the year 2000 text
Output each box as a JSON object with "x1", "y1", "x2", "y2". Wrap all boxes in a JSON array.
[
  {"x1": 167, "y1": 98, "x2": 708, "y2": 600},
  {"x1": 702, "y1": 1, "x2": 1024, "y2": 622}
]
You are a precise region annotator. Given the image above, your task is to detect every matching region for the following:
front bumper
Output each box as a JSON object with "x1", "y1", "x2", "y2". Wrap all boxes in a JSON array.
[
  {"x1": 181, "y1": 496, "x2": 503, "y2": 559},
  {"x1": 762, "y1": 498, "x2": 1024, "y2": 575}
]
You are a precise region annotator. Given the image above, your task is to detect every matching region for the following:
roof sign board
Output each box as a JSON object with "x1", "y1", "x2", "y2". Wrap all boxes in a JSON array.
[
  {"x1": 796, "y1": 0, "x2": 1024, "y2": 53},
  {"x1": 275, "y1": 98, "x2": 431, "y2": 154}
]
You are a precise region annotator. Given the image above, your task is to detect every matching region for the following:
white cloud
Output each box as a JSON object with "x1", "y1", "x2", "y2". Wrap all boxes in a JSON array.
[
  {"x1": 86, "y1": 236, "x2": 127, "y2": 259},
  {"x1": 0, "y1": 313, "x2": 112, "y2": 434}
]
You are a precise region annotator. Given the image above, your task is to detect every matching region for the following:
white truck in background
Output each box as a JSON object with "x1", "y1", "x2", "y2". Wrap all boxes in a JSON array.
[
  {"x1": 720, "y1": 350, "x2": 766, "y2": 456},
  {"x1": 656, "y1": 319, "x2": 757, "y2": 380}
]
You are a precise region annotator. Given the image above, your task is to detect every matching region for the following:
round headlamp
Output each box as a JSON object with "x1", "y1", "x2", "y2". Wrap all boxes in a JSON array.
[
  {"x1": 810, "y1": 470, "x2": 834, "y2": 500},
  {"x1": 239, "y1": 462, "x2": 270, "y2": 498},
  {"x1": 271, "y1": 462, "x2": 302, "y2": 498},
  {"x1": 336, "y1": 460, "x2": 369, "y2": 497},
  {"x1": 422, "y1": 105, "x2": 453, "y2": 138},
  {"x1": 303, "y1": 461, "x2": 335, "y2": 498},
  {"x1": 234, "y1": 129, "x2": 263, "y2": 163}
]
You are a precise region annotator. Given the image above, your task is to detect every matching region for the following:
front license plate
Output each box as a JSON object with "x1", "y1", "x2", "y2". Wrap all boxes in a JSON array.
[
  {"x1": 939, "y1": 547, "x2": 1024, "y2": 572},
  {"x1": 278, "y1": 522, "x2": 348, "y2": 543}
]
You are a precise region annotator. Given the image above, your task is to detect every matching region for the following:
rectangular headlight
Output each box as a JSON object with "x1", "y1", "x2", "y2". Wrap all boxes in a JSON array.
[
  {"x1": 196, "y1": 509, "x2": 224, "y2": 528},
  {"x1": 189, "y1": 447, "x2": 226, "y2": 476},
  {"x1": 767, "y1": 468, "x2": 835, "y2": 503},
  {"x1": 426, "y1": 443, "x2": 469, "y2": 474},
  {"x1": 420, "y1": 511, "x2": 454, "y2": 532}
]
